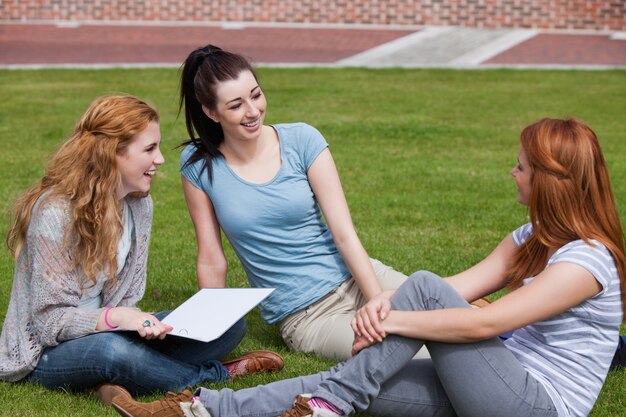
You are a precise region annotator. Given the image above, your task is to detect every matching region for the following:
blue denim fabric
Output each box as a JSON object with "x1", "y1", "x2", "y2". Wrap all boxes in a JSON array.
[
  {"x1": 610, "y1": 335, "x2": 626, "y2": 370},
  {"x1": 27, "y1": 311, "x2": 246, "y2": 395}
]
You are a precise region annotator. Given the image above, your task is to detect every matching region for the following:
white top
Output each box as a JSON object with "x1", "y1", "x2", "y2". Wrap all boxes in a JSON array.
[
  {"x1": 505, "y1": 223, "x2": 622, "y2": 417},
  {"x1": 79, "y1": 200, "x2": 134, "y2": 309}
]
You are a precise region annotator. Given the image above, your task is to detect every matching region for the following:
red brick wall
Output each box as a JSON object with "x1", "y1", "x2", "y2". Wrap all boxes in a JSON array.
[{"x1": 1, "y1": 1, "x2": 624, "y2": 31}]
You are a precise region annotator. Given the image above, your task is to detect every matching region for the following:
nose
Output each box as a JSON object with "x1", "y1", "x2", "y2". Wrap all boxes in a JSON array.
[
  {"x1": 245, "y1": 101, "x2": 260, "y2": 118},
  {"x1": 155, "y1": 148, "x2": 165, "y2": 166},
  {"x1": 511, "y1": 166, "x2": 518, "y2": 177}
]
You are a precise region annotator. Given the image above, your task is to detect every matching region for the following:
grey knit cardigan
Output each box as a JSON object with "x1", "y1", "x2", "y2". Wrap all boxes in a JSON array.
[{"x1": 0, "y1": 194, "x2": 153, "y2": 381}]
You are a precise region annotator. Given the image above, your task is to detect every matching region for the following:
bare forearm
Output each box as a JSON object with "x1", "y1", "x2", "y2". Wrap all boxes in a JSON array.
[
  {"x1": 382, "y1": 308, "x2": 500, "y2": 343},
  {"x1": 336, "y1": 237, "x2": 382, "y2": 300}
]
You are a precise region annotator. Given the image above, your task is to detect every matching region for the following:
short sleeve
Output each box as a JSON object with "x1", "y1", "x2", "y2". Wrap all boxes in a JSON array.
[
  {"x1": 552, "y1": 241, "x2": 616, "y2": 293},
  {"x1": 180, "y1": 144, "x2": 204, "y2": 190},
  {"x1": 299, "y1": 124, "x2": 329, "y2": 170},
  {"x1": 512, "y1": 223, "x2": 533, "y2": 246}
]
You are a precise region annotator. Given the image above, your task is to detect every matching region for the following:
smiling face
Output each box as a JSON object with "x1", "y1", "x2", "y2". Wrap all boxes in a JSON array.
[
  {"x1": 116, "y1": 121, "x2": 164, "y2": 199},
  {"x1": 511, "y1": 145, "x2": 532, "y2": 206},
  {"x1": 202, "y1": 70, "x2": 267, "y2": 142}
]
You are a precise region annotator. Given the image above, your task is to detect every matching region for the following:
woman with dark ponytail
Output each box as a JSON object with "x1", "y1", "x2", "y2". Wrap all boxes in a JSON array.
[{"x1": 175, "y1": 44, "x2": 429, "y2": 361}]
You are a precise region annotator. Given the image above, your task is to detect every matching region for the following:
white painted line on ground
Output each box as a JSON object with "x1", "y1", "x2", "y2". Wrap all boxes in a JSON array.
[
  {"x1": 3, "y1": 62, "x2": 624, "y2": 70},
  {"x1": 0, "y1": 63, "x2": 182, "y2": 70},
  {"x1": 610, "y1": 32, "x2": 626, "y2": 40},
  {"x1": 0, "y1": 20, "x2": 422, "y2": 31},
  {"x1": 478, "y1": 63, "x2": 626, "y2": 70}
]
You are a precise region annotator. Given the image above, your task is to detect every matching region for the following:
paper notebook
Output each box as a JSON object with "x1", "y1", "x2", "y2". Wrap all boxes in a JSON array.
[{"x1": 161, "y1": 288, "x2": 274, "y2": 342}]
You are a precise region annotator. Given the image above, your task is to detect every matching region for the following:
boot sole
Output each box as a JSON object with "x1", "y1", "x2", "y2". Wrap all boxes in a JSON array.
[{"x1": 111, "y1": 402, "x2": 133, "y2": 417}]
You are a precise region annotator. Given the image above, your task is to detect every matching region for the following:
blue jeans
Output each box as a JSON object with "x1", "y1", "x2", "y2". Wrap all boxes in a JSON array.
[
  {"x1": 198, "y1": 271, "x2": 557, "y2": 417},
  {"x1": 27, "y1": 311, "x2": 246, "y2": 395}
]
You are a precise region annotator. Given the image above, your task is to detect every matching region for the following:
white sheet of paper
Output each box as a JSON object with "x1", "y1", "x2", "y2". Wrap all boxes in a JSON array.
[{"x1": 162, "y1": 288, "x2": 274, "y2": 342}]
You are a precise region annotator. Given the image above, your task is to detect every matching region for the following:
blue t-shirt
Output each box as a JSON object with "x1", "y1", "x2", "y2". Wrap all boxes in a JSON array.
[
  {"x1": 180, "y1": 123, "x2": 351, "y2": 324},
  {"x1": 505, "y1": 223, "x2": 622, "y2": 417}
]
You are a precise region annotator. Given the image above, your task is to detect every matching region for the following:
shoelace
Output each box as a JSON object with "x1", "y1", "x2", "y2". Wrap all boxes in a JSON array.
[
  {"x1": 166, "y1": 389, "x2": 193, "y2": 401},
  {"x1": 155, "y1": 396, "x2": 185, "y2": 409}
]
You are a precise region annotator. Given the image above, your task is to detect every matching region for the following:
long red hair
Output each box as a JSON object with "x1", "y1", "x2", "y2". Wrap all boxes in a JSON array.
[
  {"x1": 7, "y1": 95, "x2": 159, "y2": 285},
  {"x1": 507, "y1": 118, "x2": 626, "y2": 317}
]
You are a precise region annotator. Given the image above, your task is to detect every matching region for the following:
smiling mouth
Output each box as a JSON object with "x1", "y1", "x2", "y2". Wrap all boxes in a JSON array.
[
  {"x1": 144, "y1": 170, "x2": 156, "y2": 177},
  {"x1": 241, "y1": 119, "x2": 259, "y2": 127}
]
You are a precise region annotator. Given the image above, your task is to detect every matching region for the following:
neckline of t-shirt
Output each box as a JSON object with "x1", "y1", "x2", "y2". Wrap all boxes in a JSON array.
[{"x1": 220, "y1": 124, "x2": 284, "y2": 187}]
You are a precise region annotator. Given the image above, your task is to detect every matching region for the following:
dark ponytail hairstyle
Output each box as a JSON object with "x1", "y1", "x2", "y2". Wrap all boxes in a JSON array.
[{"x1": 179, "y1": 44, "x2": 259, "y2": 182}]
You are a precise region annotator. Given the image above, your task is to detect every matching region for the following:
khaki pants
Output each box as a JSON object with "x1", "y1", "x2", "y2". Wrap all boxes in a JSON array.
[{"x1": 278, "y1": 258, "x2": 430, "y2": 361}]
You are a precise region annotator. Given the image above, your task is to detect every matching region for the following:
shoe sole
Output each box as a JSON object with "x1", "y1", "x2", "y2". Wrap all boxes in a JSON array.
[
  {"x1": 94, "y1": 384, "x2": 132, "y2": 406},
  {"x1": 111, "y1": 402, "x2": 133, "y2": 417}
]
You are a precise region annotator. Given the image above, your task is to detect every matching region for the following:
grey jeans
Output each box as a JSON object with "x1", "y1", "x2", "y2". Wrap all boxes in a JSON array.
[{"x1": 198, "y1": 271, "x2": 558, "y2": 417}]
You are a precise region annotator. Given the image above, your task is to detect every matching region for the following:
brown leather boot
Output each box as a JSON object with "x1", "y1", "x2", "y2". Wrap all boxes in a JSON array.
[
  {"x1": 93, "y1": 383, "x2": 132, "y2": 406},
  {"x1": 111, "y1": 388, "x2": 193, "y2": 417},
  {"x1": 280, "y1": 395, "x2": 314, "y2": 417},
  {"x1": 279, "y1": 394, "x2": 341, "y2": 417},
  {"x1": 221, "y1": 349, "x2": 285, "y2": 378}
]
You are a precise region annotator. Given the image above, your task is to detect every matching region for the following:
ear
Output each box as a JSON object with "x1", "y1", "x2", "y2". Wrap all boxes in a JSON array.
[{"x1": 201, "y1": 105, "x2": 219, "y2": 123}]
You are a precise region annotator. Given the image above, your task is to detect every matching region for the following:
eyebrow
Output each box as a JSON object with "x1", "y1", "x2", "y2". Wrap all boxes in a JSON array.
[
  {"x1": 225, "y1": 85, "x2": 260, "y2": 105},
  {"x1": 144, "y1": 139, "x2": 161, "y2": 147}
]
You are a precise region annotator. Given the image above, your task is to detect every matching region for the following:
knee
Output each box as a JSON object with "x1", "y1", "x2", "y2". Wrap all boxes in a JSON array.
[
  {"x1": 406, "y1": 270, "x2": 444, "y2": 293},
  {"x1": 224, "y1": 318, "x2": 247, "y2": 345},
  {"x1": 406, "y1": 270, "x2": 467, "y2": 309},
  {"x1": 391, "y1": 270, "x2": 445, "y2": 310},
  {"x1": 409, "y1": 270, "x2": 440, "y2": 281},
  {"x1": 233, "y1": 318, "x2": 247, "y2": 339}
]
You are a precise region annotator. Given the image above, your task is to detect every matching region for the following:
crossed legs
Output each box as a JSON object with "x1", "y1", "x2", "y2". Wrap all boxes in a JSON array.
[{"x1": 198, "y1": 271, "x2": 556, "y2": 417}]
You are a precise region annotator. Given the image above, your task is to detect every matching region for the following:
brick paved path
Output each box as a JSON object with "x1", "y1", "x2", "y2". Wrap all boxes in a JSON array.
[
  {"x1": 0, "y1": 24, "x2": 414, "y2": 66},
  {"x1": 1, "y1": 23, "x2": 625, "y2": 68},
  {"x1": 486, "y1": 33, "x2": 626, "y2": 66}
]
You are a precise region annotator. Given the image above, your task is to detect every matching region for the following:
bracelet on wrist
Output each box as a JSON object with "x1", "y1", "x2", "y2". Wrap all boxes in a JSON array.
[{"x1": 104, "y1": 306, "x2": 118, "y2": 330}]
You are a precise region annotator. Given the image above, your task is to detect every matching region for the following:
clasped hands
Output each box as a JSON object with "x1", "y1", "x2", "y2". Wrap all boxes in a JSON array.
[{"x1": 351, "y1": 289, "x2": 395, "y2": 356}]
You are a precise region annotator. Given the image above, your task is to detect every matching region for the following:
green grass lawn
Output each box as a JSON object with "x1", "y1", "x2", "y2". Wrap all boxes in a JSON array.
[{"x1": 1, "y1": 68, "x2": 625, "y2": 416}]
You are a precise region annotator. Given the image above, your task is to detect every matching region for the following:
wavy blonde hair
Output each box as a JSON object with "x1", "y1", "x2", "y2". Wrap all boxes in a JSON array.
[
  {"x1": 507, "y1": 118, "x2": 626, "y2": 317},
  {"x1": 7, "y1": 95, "x2": 159, "y2": 284}
]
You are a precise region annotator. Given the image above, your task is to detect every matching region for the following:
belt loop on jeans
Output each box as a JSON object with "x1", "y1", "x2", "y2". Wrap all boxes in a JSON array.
[{"x1": 334, "y1": 277, "x2": 354, "y2": 299}]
